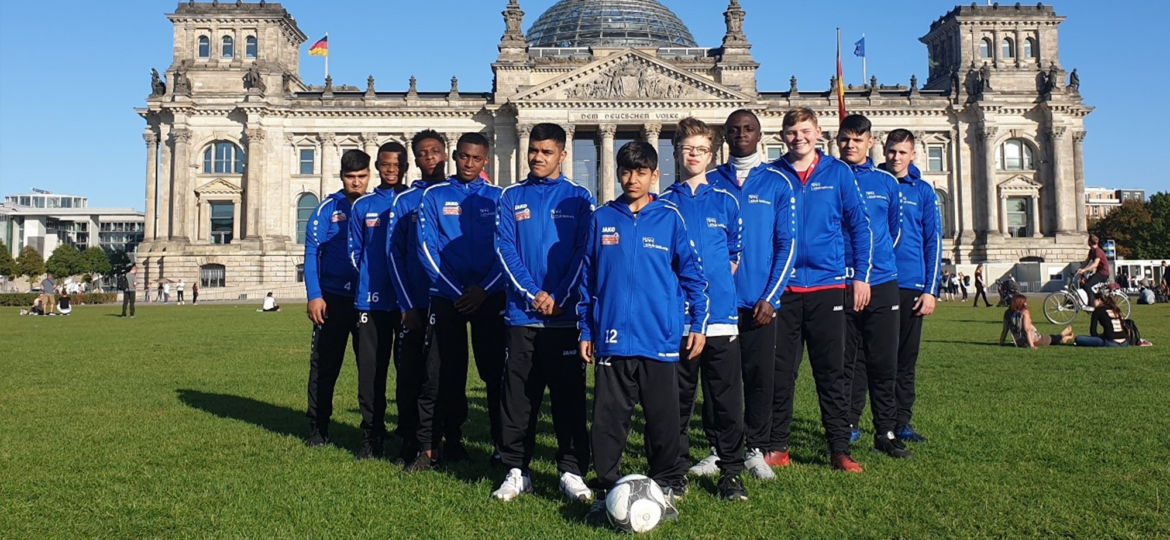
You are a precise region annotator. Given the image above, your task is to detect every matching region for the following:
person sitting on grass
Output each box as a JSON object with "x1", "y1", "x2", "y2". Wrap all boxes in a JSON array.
[
  {"x1": 999, "y1": 294, "x2": 1072, "y2": 348},
  {"x1": 21, "y1": 297, "x2": 46, "y2": 316},
  {"x1": 260, "y1": 292, "x2": 280, "y2": 312},
  {"x1": 1073, "y1": 293, "x2": 1129, "y2": 348},
  {"x1": 56, "y1": 295, "x2": 72, "y2": 315}
]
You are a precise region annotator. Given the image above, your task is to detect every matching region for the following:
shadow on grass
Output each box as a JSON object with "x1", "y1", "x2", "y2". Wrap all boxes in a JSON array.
[
  {"x1": 923, "y1": 339, "x2": 1003, "y2": 347},
  {"x1": 176, "y1": 389, "x2": 364, "y2": 454}
]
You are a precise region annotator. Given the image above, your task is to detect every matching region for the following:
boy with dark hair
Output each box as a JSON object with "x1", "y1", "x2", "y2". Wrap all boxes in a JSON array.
[
  {"x1": 769, "y1": 107, "x2": 873, "y2": 473},
  {"x1": 409, "y1": 132, "x2": 506, "y2": 471},
  {"x1": 581, "y1": 141, "x2": 708, "y2": 524},
  {"x1": 346, "y1": 141, "x2": 410, "y2": 459},
  {"x1": 492, "y1": 122, "x2": 595, "y2": 503},
  {"x1": 661, "y1": 117, "x2": 748, "y2": 501},
  {"x1": 388, "y1": 130, "x2": 448, "y2": 465},
  {"x1": 835, "y1": 114, "x2": 911, "y2": 459},
  {"x1": 304, "y1": 149, "x2": 371, "y2": 447},
  {"x1": 882, "y1": 129, "x2": 941, "y2": 443},
  {"x1": 703, "y1": 109, "x2": 797, "y2": 481}
]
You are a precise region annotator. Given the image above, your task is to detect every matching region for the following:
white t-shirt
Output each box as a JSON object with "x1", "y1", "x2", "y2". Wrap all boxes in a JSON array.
[{"x1": 263, "y1": 297, "x2": 277, "y2": 310}]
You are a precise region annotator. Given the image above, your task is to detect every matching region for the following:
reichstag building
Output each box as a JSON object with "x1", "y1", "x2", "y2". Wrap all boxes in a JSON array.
[{"x1": 137, "y1": 0, "x2": 1091, "y2": 298}]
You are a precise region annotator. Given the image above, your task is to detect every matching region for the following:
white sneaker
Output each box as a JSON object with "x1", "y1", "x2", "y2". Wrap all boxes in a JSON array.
[
  {"x1": 688, "y1": 448, "x2": 720, "y2": 477},
  {"x1": 559, "y1": 471, "x2": 593, "y2": 502},
  {"x1": 491, "y1": 468, "x2": 532, "y2": 501},
  {"x1": 744, "y1": 448, "x2": 776, "y2": 480}
]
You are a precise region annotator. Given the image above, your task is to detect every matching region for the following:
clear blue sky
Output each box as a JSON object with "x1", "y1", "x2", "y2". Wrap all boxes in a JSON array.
[{"x1": 0, "y1": 0, "x2": 1161, "y2": 210}]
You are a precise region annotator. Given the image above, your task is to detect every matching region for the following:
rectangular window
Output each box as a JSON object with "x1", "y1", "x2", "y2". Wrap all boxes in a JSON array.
[
  {"x1": 296, "y1": 264, "x2": 305, "y2": 283},
  {"x1": 1006, "y1": 196, "x2": 1029, "y2": 237},
  {"x1": 299, "y1": 148, "x2": 315, "y2": 175},
  {"x1": 927, "y1": 145, "x2": 945, "y2": 172},
  {"x1": 767, "y1": 147, "x2": 783, "y2": 161},
  {"x1": 209, "y1": 202, "x2": 234, "y2": 244},
  {"x1": 201, "y1": 265, "x2": 226, "y2": 288},
  {"x1": 572, "y1": 136, "x2": 599, "y2": 198},
  {"x1": 245, "y1": 36, "x2": 257, "y2": 59},
  {"x1": 657, "y1": 135, "x2": 676, "y2": 187}
]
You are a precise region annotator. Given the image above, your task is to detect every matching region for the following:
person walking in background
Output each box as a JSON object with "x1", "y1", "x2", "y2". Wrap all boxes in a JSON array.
[
  {"x1": 958, "y1": 272, "x2": 969, "y2": 300},
  {"x1": 192, "y1": 282, "x2": 199, "y2": 305},
  {"x1": 119, "y1": 265, "x2": 138, "y2": 318},
  {"x1": 156, "y1": 283, "x2": 163, "y2": 304},
  {"x1": 972, "y1": 264, "x2": 992, "y2": 307},
  {"x1": 163, "y1": 281, "x2": 172, "y2": 304},
  {"x1": 176, "y1": 279, "x2": 185, "y2": 304}
]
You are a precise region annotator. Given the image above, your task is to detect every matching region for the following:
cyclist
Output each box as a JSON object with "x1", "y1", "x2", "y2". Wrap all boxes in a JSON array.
[{"x1": 1073, "y1": 234, "x2": 1110, "y2": 303}]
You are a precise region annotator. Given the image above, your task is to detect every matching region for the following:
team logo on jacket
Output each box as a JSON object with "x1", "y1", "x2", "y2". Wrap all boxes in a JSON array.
[
  {"x1": 642, "y1": 237, "x2": 668, "y2": 252},
  {"x1": 443, "y1": 201, "x2": 461, "y2": 216},
  {"x1": 706, "y1": 217, "x2": 726, "y2": 230},
  {"x1": 747, "y1": 194, "x2": 772, "y2": 205},
  {"x1": 810, "y1": 182, "x2": 834, "y2": 192},
  {"x1": 551, "y1": 209, "x2": 575, "y2": 220},
  {"x1": 364, "y1": 213, "x2": 380, "y2": 227},
  {"x1": 514, "y1": 204, "x2": 531, "y2": 221},
  {"x1": 330, "y1": 210, "x2": 347, "y2": 223},
  {"x1": 601, "y1": 227, "x2": 620, "y2": 245}
]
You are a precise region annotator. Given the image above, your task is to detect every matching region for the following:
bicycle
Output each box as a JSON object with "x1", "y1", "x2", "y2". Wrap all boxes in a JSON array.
[{"x1": 1042, "y1": 275, "x2": 1131, "y2": 325}]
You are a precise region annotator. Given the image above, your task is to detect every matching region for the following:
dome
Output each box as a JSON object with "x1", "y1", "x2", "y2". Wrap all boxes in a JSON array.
[{"x1": 526, "y1": 0, "x2": 698, "y2": 49}]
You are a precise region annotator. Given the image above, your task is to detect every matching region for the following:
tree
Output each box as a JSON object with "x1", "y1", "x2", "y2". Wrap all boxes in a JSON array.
[
  {"x1": 14, "y1": 246, "x2": 45, "y2": 284},
  {"x1": 107, "y1": 249, "x2": 134, "y2": 275},
  {"x1": 81, "y1": 246, "x2": 112, "y2": 278},
  {"x1": 45, "y1": 244, "x2": 85, "y2": 279},
  {"x1": 0, "y1": 242, "x2": 15, "y2": 280},
  {"x1": 1089, "y1": 192, "x2": 1170, "y2": 260},
  {"x1": 1144, "y1": 192, "x2": 1170, "y2": 259}
]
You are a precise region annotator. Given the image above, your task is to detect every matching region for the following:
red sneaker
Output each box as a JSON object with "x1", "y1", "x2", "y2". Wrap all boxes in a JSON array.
[
  {"x1": 831, "y1": 453, "x2": 864, "y2": 473},
  {"x1": 763, "y1": 450, "x2": 790, "y2": 467}
]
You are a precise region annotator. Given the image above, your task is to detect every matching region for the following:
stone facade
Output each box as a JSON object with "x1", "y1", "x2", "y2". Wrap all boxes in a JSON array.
[{"x1": 138, "y1": 1, "x2": 1092, "y2": 300}]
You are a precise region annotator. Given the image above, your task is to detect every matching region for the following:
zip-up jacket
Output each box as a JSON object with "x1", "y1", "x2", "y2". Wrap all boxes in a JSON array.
[
  {"x1": 577, "y1": 199, "x2": 708, "y2": 362},
  {"x1": 884, "y1": 163, "x2": 941, "y2": 295},
  {"x1": 660, "y1": 181, "x2": 742, "y2": 331},
  {"x1": 707, "y1": 163, "x2": 797, "y2": 310},
  {"x1": 496, "y1": 174, "x2": 595, "y2": 326},
  {"x1": 844, "y1": 159, "x2": 902, "y2": 287},
  {"x1": 387, "y1": 179, "x2": 443, "y2": 312},
  {"x1": 771, "y1": 151, "x2": 873, "y2": 288},
  {"x1": 417, "y1": 176, "x2": 505, "y2": 301},
  {"x1": 304, "y1": 191, "x2": 358, "y2": 300},
  {"x1": 348, "y1": 185, "x2": 406, "y2": 311}
]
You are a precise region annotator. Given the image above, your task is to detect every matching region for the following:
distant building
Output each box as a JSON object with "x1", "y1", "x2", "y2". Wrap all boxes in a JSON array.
[
  {"x1": 0, "y1": 189, "x2": 145, "y2": 258},
  {"x1": 1084, "y1": 187, "x2": 1145, "y2": 222}
]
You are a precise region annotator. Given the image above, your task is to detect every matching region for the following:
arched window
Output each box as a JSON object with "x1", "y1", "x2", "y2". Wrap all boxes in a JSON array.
[
  {"x1": 996, "y1": 139, "x2": 1035, "y2": 171},
  {"x1": 200, "y1": 264, "x2": 226, "y2": 288},
  {"x1": 980, "y1": 38, "x2": 992, "y2": 59},
  {"x1": 198, "y1": 36, "x2": 210, "y2": 58},
  {"x1": 245, "y1": 36, "x2": 257, "y2": 58},
  {"x1": 1024, "y1": 37, "x2": 1038, "y2": 59},
  {"x1": 1001, "y1": 37, "x2": 1015, "y2": 59},
  {"x1": 296, "y1": 193, "x2": 319, "y2": 244},
  {"x1": 222, "y1": 35, "x2": 234, "y2": 58},
  {"x1": 202, "y1": 141, "x2": 245, "y2": 174}
]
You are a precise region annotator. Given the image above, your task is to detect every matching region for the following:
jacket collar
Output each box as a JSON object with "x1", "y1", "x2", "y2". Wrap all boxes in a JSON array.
[
  {"x1": 606, "y1": 195, "x2": 662, "y2": 218},
  {"x1": 846, "y1": 157, "x2": 876, "y2": 174},
  {"x1": 880, "y1": 162, "x2": 923, "y2": 184},
  {"x1": 409, "y1": 178, "x2": 444, "y2": 190},
  {"x1": 524, "y1": 173, "x2": 565, "y2": 185},
  {"x1": 663, "y1": 180, "x2": 713, "y2": 198},
  {"x1": 446, "y1": 175, "x2": 485, "y2": 190}
]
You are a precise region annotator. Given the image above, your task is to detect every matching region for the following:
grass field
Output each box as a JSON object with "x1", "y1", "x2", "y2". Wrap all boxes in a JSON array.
[{"x1": 1, "y1": 300, "x2": 1167, "y2": 538}]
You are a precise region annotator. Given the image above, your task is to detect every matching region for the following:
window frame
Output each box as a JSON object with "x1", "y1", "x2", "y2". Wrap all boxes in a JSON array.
[
  {"x1": 1024, "y1": 37, "x2": 1037, "y2": 59},
  {"x1": 996, "y1": 139, "x2": 1035, "y2": 171},
  {"x1": 926, "y1": 144, "x2": 946, "y2": 172},
  {"x1": 245, "y1": 36, "x2": 258, "y2": 59},
  {"x1": 298, "y1": 148, "x2": 316, "y2": 175},
  {"x1": 202, "y1": 141, "x2": 245, "y2": 175},
  {"x1": 1005, "y1": 196, "x2": 1030, "y2": 237},
  {"x1": 980, "y1": 37, "x2": 992, "y2": 59},
  {"x1": 198, "y1": 35, "x2": 210, "y2": 58},
  {"x1": 200, "y1": 264, "x2": 226, "y2": 288},
  {"x1": 222, "y1": 35, "x2": 234, "y2": 59},
  {"x1": 295, "y1": 193, "x2": 319, "y2": 245},
  {"x1": 1001, "y1": 37, "x2": 1015, "y2": 59},
  {"x1": 209, "y1": 201, "x2": 234, "y2": 245}
]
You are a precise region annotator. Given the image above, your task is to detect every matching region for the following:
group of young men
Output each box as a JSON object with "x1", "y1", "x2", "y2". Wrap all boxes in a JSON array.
[{"x1": 301, "y1": 107, "x2": 942, "y2": 516}]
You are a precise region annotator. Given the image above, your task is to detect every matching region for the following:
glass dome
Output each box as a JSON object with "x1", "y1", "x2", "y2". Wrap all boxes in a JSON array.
[{"x1": 526, "y1": 0, "x2": 698, "y2": 49}]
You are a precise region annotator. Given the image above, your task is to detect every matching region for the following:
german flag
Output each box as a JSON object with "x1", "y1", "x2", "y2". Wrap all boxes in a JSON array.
[{"x1": 309, "y1": 35, "x2": 328, "y2": 56}]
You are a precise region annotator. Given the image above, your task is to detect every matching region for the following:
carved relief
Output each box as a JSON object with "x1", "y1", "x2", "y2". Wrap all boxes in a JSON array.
[{"x1": 562, "y1": 62, "x2": 693, "y2": 100}]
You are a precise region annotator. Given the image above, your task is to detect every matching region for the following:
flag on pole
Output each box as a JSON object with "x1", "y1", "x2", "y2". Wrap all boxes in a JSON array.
[
  {"x1": 853, "y1": 37, "x2": 866, "y2": 57},
  {"x1": 309, "y1": 35, "x2": 328, "y2": 56},
  {"x1": 836, "y1": 28, "x2": 847, "y2": 123}
]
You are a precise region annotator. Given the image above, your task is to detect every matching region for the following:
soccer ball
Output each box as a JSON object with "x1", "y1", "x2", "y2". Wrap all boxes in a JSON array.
[{"x1": 606, "y1": 474, "x2": 669, "y2": 533}]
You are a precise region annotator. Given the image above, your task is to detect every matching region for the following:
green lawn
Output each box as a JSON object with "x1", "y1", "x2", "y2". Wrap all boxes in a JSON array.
[{"x1": 1, "y1": 300, "x2": 1167, "y2": 538}]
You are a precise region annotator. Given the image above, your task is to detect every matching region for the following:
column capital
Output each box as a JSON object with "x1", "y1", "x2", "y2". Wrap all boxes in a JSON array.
[
  {"x1": 600, "y1": 124, "x2": 617, "y2": 137},
  {"x1": 143, "y1": 131, "x2": 158, "y2": 145},
  {"x1": 980, "y1": 125, "x2": 999, "y2": 143},
  {"x1": 641, "y1": 123, "x2": 662, "y2": 139},
  {"x1": 1072, "y1": 130, "x2": 1087, "y2": 143},
  {"x1": 1051, "y1": 125, "x2": 1068, "y2": 139},
  {"x1": 244, "y1": 127, "x2": 265, "y2": 143},
  {"x1": 170, "y1": 128, "x2": 191, "y2": 144},
  {"x1": 516, "y1": 123, "x2": 533, "y2": 136},
  {"x1": 319, "y1": 132, "x2": 337, "y2": 147},
  {"x1": 361, "y1": 132, "x2": 380, "y2": 145},
  {"x1": 564, "y1": 124, "x2": 576, "y2": 137}
]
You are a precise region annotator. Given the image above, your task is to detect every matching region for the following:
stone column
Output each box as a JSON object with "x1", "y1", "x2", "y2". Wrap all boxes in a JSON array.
[
  {"x1": 1051, "y1": 126, "x2": 1072, "y2": 234},
  {"x1": 516, "y1": 124, "x2": 532, "y2": 181},
  {"x1": 231, "y1": 196, "x2": 241, "y2": 242},
  {"x1": 914, "y1": 131, "x2": 929, "y2": 171},
  {"x1": 981, "y1": 125, "x2": 1001, "y2": 237},
  {"x1": 642, "y1": 123, "x2": 662, "y2": 191},
  {"x1": 402, "y1": 132, "x2": 415, "y2": 180},
  {"x1": 999, "y1": 194, "x2": 1008, "y2": 236},
  {"x1": 1072, "y1": 131, "x2": 1087, "y2": 232},
  {"x1": 563, "y1": 125, "x2": 575, "y2": 179},
  {"x1": 242, "y1": 127, "x2": 265, "y2": 240},
  {"x1": 1030, "y1": 193, "x2": 1042, "y2": 237},
  {"x1": 362, "y1": 132, "x2": 379, "y2": 158},
  {"x1": 143, "y1": 131, "x2": 158, "y2": 240},
  {"x1": 170, "y1": 127, "x2": 192, "y2": 242},
  {"x1": 823, "y1": 131, "x2": 836, "y2": 158},
  {"x1": 1014, "y1": 29, "x2": 1023, "y2": 68},
  {"x1": 600, "y1": 124, "x2": 617, "y2": 203},
  {"x1": 319, "y1": 133, "x2": 335, "y2": 197},
  {"x1": 992, "y1": 29, "x2": 1001, "y2": 68},
  {"x1": 156, "y1": 124, "x2": 172, "y2": 240},
  {"x1": 446, "y1": 132, "x2": 461, "y2": 178}
]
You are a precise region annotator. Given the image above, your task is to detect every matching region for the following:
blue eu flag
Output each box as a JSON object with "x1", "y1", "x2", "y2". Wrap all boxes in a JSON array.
[{"x1": 854, "y1": 37, "x2": 865, "y2": 57}]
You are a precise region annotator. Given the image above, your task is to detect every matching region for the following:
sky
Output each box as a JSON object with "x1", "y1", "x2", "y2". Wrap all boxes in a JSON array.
[{"x1": 0, "y1": 0, "x2": 1162, "y2": 210}]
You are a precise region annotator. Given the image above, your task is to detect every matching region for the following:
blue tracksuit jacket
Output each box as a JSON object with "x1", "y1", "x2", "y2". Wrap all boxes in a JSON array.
[
  {"x1": 706, "y1": 163, "x2": 797, "y2": 310},
  {"x1": 771, "y1": 151, "x2": 873, "y2": 288},
  {"x1": 844, "y1": 159, "x2": 902, "y2": 287},
  {"x1": 387, "y1": 179, "x2": 443, "y2": 313},
  {"x1": 659, "y1": 181, "x2": 742, "y2": 330},
  {"x1": 884, "y1": 163, "x2": 942, "y2": 295},
  {"x1": 304, "y1": 191, "x2": 358, "y2": 300},
  {"x1": 348, "y1": 186, "x2": 405, "y2": 311},
  {"x1": 495, "y1": 174, "x2": 596, "y2": 326},
  {"x1": 417, "y1": 176, "x2": 505, "y2": 301},
  {"x1": 577, "y1": 199, "x2": 708, "y2": 362}
]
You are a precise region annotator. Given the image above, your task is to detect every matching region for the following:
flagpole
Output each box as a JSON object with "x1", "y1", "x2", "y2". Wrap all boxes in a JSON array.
[
  {"x1": 324, "y1": 32, "x2": 329, "y2": 80},
  {"x1": 862, "y1": 33, "x2": 867, "y2": 83}
]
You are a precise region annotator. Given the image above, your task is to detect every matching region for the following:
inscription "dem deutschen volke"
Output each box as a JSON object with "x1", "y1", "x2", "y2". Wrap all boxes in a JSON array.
[{"x1": 568, "y1": 111, "x2": 687, "y2": 122}]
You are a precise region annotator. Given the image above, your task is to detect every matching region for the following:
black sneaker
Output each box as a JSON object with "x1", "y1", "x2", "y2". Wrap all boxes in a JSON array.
[
  {"x1": 395, "y1": 441, "x2": 419, "y2": 466},
  {"x1": 717, "y1": 473, "x2": 748, "y2": 501},
  {"x1": 306, "y1": 424, "x2": 330, "y2": 448},
  {"x1": 356, "y1": 437, "x2": 383, "y2": 460},
  {"x1": 874, "y1": 432, "x2": 914, "y2": 459},
  {"x1": 667, "y1": 477, "x2": 688, "y2": 500},
  {"x1": 584, "y1": 493, "x2": 608, "y2": 527},
  {"x1": 443, "y1": 440, "x2": 470, "y2": 463},
  {"x1": 404, "y1": 451, "x2": 437, "y2": 472}
]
